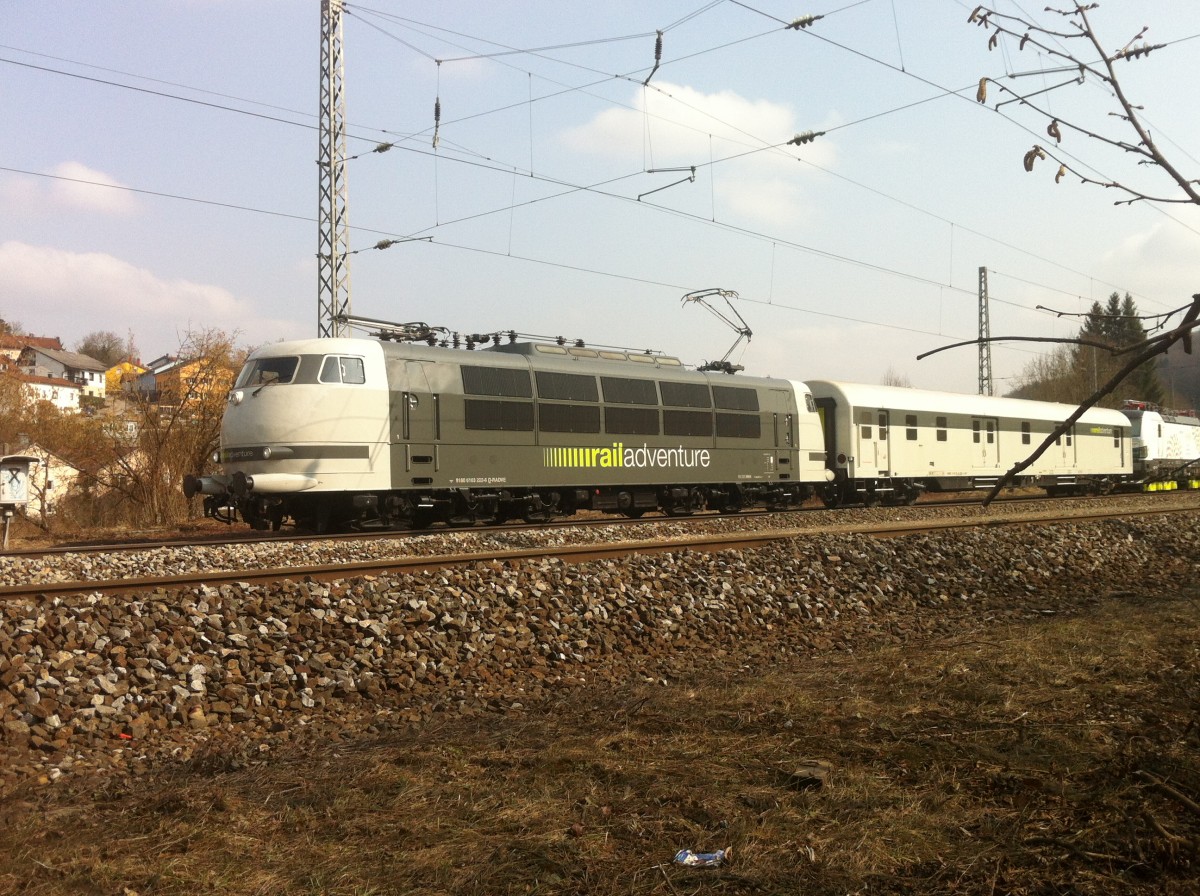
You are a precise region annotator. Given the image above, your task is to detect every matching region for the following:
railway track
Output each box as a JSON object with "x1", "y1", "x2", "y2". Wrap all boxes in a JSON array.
[
  {"x1": 2, "y1": 500, "x2": 1194, "y2": 602},
  {"x1": 3, "y1": 488, "x2": 1181, "y2": 560}
]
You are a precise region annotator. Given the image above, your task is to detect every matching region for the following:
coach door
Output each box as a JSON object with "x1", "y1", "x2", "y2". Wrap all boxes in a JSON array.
[
  {"x1": 858, "y1": 410, "x2": 889, "y2": 474},
  {"x1": 1055, "y1": 424, "x2": 1075, "y2": 467},
  {"x1": 397, "y1": 361, "x2": 439, "y2": 472},
  {"x1": 973, "y1": 417, "x2": 998, "y2": 468}
]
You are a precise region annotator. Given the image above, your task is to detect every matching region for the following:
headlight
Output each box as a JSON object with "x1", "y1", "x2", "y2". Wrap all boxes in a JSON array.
[
  {"x1": 211, "y1": 450, "x2": 221, "y2": 464},
  {"x1": 262, "y1": 447, "x2": 272, "y2": 459},
  {"x1": 228, "y1": 390, "x2": 244, "y2": 405}
]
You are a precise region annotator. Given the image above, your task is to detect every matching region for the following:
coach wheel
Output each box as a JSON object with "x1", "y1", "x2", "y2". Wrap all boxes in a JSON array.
[
  {"x1": 862, "y1": 489, "x2": 881, "y2": 508},
  {"x1": 821, "y1": 483, "x2": 844, "y2": 509},
  {"x1": 623, "y1": 508, "x2": 646, "y2": 519}
]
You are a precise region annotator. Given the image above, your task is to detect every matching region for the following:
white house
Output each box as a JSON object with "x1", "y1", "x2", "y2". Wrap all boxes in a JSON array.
[
  {"x1": 17, "y1": 347, "x2": 107, "y2": 400},
  {"x1": 8, "y1": 370, "x2": 82, "y2": 412}
]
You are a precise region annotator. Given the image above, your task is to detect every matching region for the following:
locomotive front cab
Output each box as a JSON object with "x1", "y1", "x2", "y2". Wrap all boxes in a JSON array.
[{"x1": 194, "y1": 339, "x2": 393, "y2": 529}]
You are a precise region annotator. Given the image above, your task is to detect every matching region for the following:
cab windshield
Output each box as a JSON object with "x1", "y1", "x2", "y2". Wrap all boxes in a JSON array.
[{"x1": 235, "y1": 356, "x2": 300, "y2": 389}]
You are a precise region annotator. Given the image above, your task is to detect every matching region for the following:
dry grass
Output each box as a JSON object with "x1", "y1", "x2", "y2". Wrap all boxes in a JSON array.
[{"x1": 2, "y1": 590, "x2": 1197, "y2": 895}]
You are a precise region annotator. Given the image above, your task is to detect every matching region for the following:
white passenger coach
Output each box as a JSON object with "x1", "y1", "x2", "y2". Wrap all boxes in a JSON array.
[{"x1": 807, "y1": 381, "x2": 1131, "y2": 505}]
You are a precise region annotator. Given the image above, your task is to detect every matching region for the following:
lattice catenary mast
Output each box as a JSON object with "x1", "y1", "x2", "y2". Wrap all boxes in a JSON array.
[
  {"x1": 317, "y1": 0, "x2": 351, "y2": 337},
  {"x1": 977, "y1": 266, "x2": 993, "y2": 396}
]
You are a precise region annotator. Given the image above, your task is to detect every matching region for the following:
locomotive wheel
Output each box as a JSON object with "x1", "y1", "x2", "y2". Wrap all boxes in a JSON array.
[
  {"x1": 622, "y1": 508, "x2": 646, "y2": 519},
  {"x1": 821, "y1": 483, "x2": 844, "y2": 509}
]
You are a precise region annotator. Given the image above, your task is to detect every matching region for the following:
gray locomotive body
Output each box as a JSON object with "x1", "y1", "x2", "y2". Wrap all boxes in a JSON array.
[{"x1": 186, "y1": 337, "x2": 832, "y2": 531}]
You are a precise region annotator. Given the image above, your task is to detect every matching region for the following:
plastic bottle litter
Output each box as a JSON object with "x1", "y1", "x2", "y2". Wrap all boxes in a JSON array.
[{"x1": 673, "y1": 848, "x2": 729, "y2": 868}]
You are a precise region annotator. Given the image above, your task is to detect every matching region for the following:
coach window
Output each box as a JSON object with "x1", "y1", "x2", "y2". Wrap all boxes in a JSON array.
[
  {"x1": 1021, "y1": 421, "x2": 1031, "y2": 445},
  {"x1": 986, "y1": 420, "x2": 995, "y2": 444},
  {"x1": 878, "y1": 412, "x2": 888, "y2": 440},
  {"x1": 936, "y1": 416, "x2": 947, "y2": 442},
  {"x1": 905, "y1": 414, "x2": 917, "y2": 441},
  {"x1": 972, "y1": 420, "x2": 981, "y2": 443}
]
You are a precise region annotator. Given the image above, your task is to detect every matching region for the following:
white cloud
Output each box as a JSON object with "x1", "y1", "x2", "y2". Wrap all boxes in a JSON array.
[
  {"x1": 1098, "y1": 216, "x2": 1200, "y2": 307},
  {"x1": 48, "y1": 162, "x2": 139, "y2": 215},
  {"x1": 0, "y1": 241, "x2": 302, "y2": 355},
  {"x1": 562, "y1": 81, "x2": 837, "y2": 227}
]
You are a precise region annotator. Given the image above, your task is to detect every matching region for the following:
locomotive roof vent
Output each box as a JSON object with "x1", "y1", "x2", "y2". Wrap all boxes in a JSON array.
[{"x1": 484, "y1": 341, "x2": 681, "y2": 367}]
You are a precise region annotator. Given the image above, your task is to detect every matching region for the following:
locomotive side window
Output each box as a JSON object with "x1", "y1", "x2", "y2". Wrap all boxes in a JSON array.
[
  {"x1": 716, "y1": 413, "x2": 761, "y2": 438},
  {"x1": 535, "y1": 371, "x2": 598, "y2": 402},
  {"x1": 712, "y1": 385, "x2": 759, "y2": 411},
  {"x1": 235, "y1": 356, "x2": 299, "y2": 389},
  {"x1": 539, "y1": 404, "x2": 600, "y2": 433},
  {"x1": 804, "y1": 393, "x2": 816, "y2": 414},
  {"x1": 660, "y1": 381, "x2": 711, "y2": 408},
  {"x1": 936, "y1": 416, "x2": 947, "y2": 442},
  {"x1": 601, "y1": 377, "x2": 657, "y2": 405},
  {"x1": 461, "y1": 365, "x2": 533, "y2": 398},
  {"x1": 906, "y1": 415, "x2": 918, "y2": 441},
  {"x1": 664, "y1": 409, "x2": 713, "y2": 437},
  {"x1": 464, "y1": 400, "x2": 534, "y2": 431},
  {"x1": 318, "y1": 356, "x2": 365, "y2": 384},
  {"x1": 605, "y1": 407, "x2": 659, "y2": 435}
]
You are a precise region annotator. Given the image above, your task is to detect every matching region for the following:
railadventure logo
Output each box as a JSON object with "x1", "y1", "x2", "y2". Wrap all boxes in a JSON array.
[{"x1": 543, "y1": 442, "x2": 711, "y2": 470}]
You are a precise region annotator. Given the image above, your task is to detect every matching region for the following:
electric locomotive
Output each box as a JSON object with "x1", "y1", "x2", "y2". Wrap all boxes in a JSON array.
[
  {"x1": 1121, "y1": 400, "x2": 1200, "y2": 488},
  {"x1": 185, "y1": 335, "x2": 833, "y2": 531}
]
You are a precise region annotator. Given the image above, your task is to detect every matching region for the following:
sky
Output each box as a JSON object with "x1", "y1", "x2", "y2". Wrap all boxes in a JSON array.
[{"x1": 2, "y1": 0, "x2": 1198, "y2": 394}]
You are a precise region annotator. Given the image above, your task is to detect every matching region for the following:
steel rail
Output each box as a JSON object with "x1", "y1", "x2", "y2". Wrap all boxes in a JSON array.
[{"x1": 1, "y1": 504, "x2": 1194, "y2": 602}]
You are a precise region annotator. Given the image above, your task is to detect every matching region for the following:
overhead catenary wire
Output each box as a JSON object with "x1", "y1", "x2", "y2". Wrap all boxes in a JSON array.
[{"x1": 5, "y1": 4, "x2": 1193, "y2": 363}]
